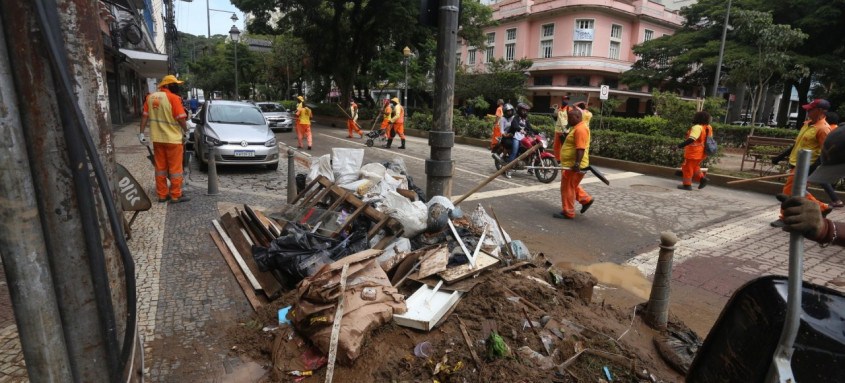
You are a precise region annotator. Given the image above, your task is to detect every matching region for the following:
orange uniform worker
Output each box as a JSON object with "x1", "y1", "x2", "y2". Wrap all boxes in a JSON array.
[
  {"x1": 771, "y1": 98, "x2": 833, "y2": 228},
  {"x1": 296, "y1": 102, "x2": 313, "y2": 150},
  {"x1": 347, "y1": 100, "x2": 363, "y2": 138},
  {"x1": 554, "y1": 107, "x2": 594, "y2": 219},
  {"x1": 676, "y1": 111, "x2": 713, "y2": 190},
  {"x1": 381, "y1": 98, "x2": 392, "y2": 135},
  {"x1": 553, "y1": 96, "x2": 571, "y2": 161},
  {"x1": 139, "y1": 74, "x2": 191, "y2": 203},
  {"x1": 386, "y1": 97, "x2": 406, "y2": 149}
]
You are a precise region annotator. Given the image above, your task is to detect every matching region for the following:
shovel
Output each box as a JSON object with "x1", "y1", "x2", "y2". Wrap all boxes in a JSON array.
[{"x1": 144, "y1": 144, "x2": 155, "y2": 167}]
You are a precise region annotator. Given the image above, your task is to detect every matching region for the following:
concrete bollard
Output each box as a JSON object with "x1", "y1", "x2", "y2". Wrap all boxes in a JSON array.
[
  {"x1": 644, "y1": 231, "x2": 679, "y2": 331},
  {"x1": 206, "y1": 147, "x2": 219, "y2": 196},
  {"x1": 287, "y1": 149, "x2": 296, "y2": 203}
]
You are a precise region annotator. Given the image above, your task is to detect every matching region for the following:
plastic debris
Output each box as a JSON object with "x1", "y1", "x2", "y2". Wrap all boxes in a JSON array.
[{"x1": 414, "y1": 341, "x2": 433, "y2": 358}]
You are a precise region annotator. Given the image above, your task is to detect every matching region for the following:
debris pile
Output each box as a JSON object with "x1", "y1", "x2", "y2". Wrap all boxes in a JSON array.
[{"x1": 212, "y1": 149, "x2": 691, "y2": 382}]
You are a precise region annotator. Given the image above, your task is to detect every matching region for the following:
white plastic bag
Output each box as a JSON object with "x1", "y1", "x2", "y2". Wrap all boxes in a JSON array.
[
  {"x1": 381, "y1": 191, "x2": 427, "y2": 238},
  {"x1": 469, "y1": 203, "x2": 510, "y2": 246},
  {"x1": 360, "y1": 163, "x2": 386, "y2": 183},
  {"x1": 332, "y1": 148, "x2": 364, "y2": 185},
  {"x1": 306, "y1": 154, "x2": 334, "y2": 184}
]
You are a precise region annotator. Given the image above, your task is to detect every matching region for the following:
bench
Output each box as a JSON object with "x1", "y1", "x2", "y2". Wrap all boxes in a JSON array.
[{"x1": 740, "y1": 135, "x2": 794, "y2": 175}]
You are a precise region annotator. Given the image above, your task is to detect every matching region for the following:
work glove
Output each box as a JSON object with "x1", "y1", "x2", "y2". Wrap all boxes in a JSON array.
[
  {"x1": 138, "y1": 133, "x2": 148, "y2": 145},
  {"x1": 777, "y1": 193, "x2": 825, "y2": 238}
]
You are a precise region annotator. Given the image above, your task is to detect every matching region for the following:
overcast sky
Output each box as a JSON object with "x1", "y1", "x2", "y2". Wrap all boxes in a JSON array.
[{"x1": 174, "y1": 0, "x2": 246, "y2": 38}]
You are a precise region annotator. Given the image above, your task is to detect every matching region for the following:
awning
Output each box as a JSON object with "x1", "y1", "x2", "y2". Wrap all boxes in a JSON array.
[{"x1": 119, "y1": 48, "x2": 168, "y2": 78}]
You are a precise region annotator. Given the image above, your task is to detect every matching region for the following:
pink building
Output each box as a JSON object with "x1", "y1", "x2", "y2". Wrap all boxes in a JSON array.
[{"x1": 459, "y1": 0, "x2": 684, "y2": 115}]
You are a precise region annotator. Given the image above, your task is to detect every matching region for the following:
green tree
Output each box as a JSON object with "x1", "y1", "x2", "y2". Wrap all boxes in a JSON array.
[{"x1": 455, "y1": 58, "x2": 532, "y2": 112}]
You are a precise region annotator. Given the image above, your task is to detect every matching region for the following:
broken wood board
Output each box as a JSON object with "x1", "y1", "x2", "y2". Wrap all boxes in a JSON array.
[
  {"x1": 437, "y1": 251, "x2": 499, "y2": 284},
  {"x1": 209, "y1": 230, "x2": 267, "y2": 311},
  {"x1": 219, "y1": 213, "x2": 283, "y2": 299},
  {"x1": 409, "y1": 274, "x2": 484, "y2": 293},
  {"x1": 389, "y1": 249, "x2": 424, "y2": 286},
  {"x1": 394, "y1": 283, "x2": 462, "y2": 331},
  {"x1": 212, "y1": 220, "x2": 262, "y2": 291},
  {"x1": 415, "y1": 244, "x2": 449, "y2": 279}
]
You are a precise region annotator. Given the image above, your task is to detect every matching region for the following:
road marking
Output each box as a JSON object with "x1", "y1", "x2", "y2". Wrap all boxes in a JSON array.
[
  {"x1": 319, "y1": 133, "x2": 525, "y2": 187},
  {"x1": 454, "y1": 171, "x2": 642, "y2": 203}
]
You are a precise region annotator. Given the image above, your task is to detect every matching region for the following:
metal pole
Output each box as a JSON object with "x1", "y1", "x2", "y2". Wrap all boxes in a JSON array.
[
  {"x1": 711, "y1": 0, "x2": 732, "y2": 98},
  {"x1": 207, "y1": 147, "x2": 220, "y2": 195},
  {"x1": 233, "y1": 42, "x2": 238, "y2": 100},
  {"x1": 287, "y1": 148, "x2": 296, "y2": 203},
  {"x1": 0, "y1": 18, "x2": 73, "y2": 381},
  {"x1": 404, "y1": 56, "x2": 408, "y2": 108},
  {"x1": 644, "y1": 231, "x2": 679, "y2": 330},
  {"x1": 206, "y1": 0, "x2": 211, "y2": 38},
  {"x1": 766, "y1": 149, "x2": 811, "y2": 383},
  {"x1": 426, "y1": 0, "x2": 459, "y2": 198}
]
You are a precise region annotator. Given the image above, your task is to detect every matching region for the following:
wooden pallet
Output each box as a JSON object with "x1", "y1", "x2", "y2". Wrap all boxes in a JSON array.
[{"x1": 281, "y1": 175, "x2": 404, "y2": 250}]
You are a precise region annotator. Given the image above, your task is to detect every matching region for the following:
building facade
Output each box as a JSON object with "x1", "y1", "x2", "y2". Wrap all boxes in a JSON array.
[{"x1": 461, "y1": 0, "x2": 684, "y2": 116}]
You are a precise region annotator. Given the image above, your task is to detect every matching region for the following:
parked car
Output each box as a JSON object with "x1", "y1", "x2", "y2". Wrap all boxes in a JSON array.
[
  {"x1": 255, "y1": 102, "x2": 294, "y2": 132},
  {"x1": 192, "y1": 100, "x2": 280, "y2": 171}
]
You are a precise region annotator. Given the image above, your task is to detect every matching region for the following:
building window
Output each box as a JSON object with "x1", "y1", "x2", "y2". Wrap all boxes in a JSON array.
[
  {"x1": 533, "y1": 76, "x2": 553, "y2": 86},
  {"x1": 573, "y1": 41, "x2": 592, "y2": 56},
  {"x1": 573, "y1": 19, "x2": 593, "y2": 57},
  {"x1": 485, "y1": 32, "x2": 495, "y2": 63},
  {"x1": 644, "y1": 29, "x2": 654, "y2": 42},
  {"x1": 540, "y1": 24, "x2": 554, "y2": 58},
  {"x1": 505, "y1": 43, "x2": 515, "y2": 61},
  {"x1": 456, "y1": 52, "x2": 461, "y2": 65},
  {"x1": 468, "y1": 48, "x2": 476, "y2": 65},
  {"x1": 604, "y1": 77, "x2": 619, "y2": 89},
  {"x1": 609, "y1": 41, "x2": 620, "y2": 60},
  {"x1": 567, "y1": 75, "x2": 589, "y2": 87},
  {"x1": 505, "y1": 28, "x2": 516, "y2": 61},
  {"x1": 611, "y1": 24, "x2": 622, "y2": 40}
]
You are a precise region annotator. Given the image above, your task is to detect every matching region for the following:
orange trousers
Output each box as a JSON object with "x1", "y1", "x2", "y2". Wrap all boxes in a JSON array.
[
  {"x1": 560, "y1": 169, "x2": 592, "y2": 218},
  {"x1": 389, "y1": 123, "x2": 405, "y2": 139},
  {"x1": 552, "y1": 132, "x2": 564, "y2": 161},
  {"x1": 781, "y1": 168, "x2": 828, "y2": 218},
  {"x1": 296, "y1": 123, "x2": 312, "y2": 147},
  {"x1": 681, "y1": 158, "x2": 705, "y2": 186},
  {"x1": 347, "y1": 119, "x2": 362, "y2": 137},
  {"x1": 490, "y1": 125, "x2": 502, "y2": 149},
  {"x1": 153, "y1": 142, "x2": 184, "y2": 199}
]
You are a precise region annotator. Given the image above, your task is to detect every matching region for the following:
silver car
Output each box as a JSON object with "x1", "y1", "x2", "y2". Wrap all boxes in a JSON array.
[
  {"x1": 193, "y1": 100, "x2": 280, "y2": 171},
  {"x1": 255, "y1": 102, "x2": 294, "y2": 132}
]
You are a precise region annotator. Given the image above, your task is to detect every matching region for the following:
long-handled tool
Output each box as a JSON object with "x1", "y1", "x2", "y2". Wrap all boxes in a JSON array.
[
  {"x1": 765, "y1": 149, "x2": 811, "y2": 383},
  {"x1": 334, "y1": 103, "x2": 365, "y2": 132},
  {"x1": 144, "y1": 144, "x2": 155, "y2": 167},
  {"x1": 726, "y1": 172, "x2": 790, "y2": 184},
  {"x1": 585, "y1": 165, "x2": 610, "y2": 185}
]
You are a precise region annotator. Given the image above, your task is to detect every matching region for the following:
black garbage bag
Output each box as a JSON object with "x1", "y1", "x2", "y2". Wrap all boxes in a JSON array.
[
  {"x1": 295, "y1": 173, "x2": 307, "y2": 195},
  {"x1": 406, "y1": 175, "x2": 426, "y2": 203},
  {"x1": 253, "y1": 222, "x2": 371, "y2": 286}
]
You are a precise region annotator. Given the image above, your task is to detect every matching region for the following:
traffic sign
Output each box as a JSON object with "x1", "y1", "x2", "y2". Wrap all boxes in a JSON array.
[{"x1": 599, "y1": 85, "x2": 609, "y2": 100}]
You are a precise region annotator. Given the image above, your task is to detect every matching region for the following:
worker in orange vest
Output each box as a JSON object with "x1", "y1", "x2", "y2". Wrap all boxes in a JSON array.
[
  {"x1": 386, "y1": 97, "x2": 406, "y2": 149},
  {"x1": 347, "y1": 100, "x2": 363, "y2": 138},
  {"x1": 554, "y1": 107, "x2": 594, "y2": 219},
  {"x1": 139, "y1": 74, "x2": 191, "y2": 203},
  {"x1": 771, "y1": 99, "x2": 833, "y2": 227},
  {"x1": 676, "y1": 111, "x2": 713, "y2": 190},
  {"x1": 380, "y1": 98, "x2": 392, "y2": 137},
  {"x1": 296, "y1": 100, "x2": 313, "y2": 150}
]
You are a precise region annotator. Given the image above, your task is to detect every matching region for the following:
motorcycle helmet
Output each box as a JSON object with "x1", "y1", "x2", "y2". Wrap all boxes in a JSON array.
[
  {"x1": 516, "y1": 102, "x2": 530, "y2": 111},
  {"x1": 503, "y1": 103, "x2": 514, "y2": 117}
]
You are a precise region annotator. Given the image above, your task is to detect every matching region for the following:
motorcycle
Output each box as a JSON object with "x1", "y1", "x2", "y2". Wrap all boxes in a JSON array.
[{"x1": 491, "y1": 133, "x2": 558, "y2": 183}]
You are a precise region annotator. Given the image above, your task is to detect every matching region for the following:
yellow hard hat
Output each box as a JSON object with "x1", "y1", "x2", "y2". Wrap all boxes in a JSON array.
[
  {"x1": 158, "y1": 74, "x2": 184, "y2": 88},
  {"x1": 297, "y1": 96, "x2": 304, "y2": 102},
  {"x1": 391, "y1": 97, "x2": 400, "y2": 104}
]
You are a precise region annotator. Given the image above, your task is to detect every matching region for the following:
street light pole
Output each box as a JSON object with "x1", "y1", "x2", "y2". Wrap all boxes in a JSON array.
[
  {"x1": 712, "y1": 0, "x2": 732, "y2": 98},
  {"x1": 229, "y1": 21, "x2": 240, "y2": 101},
  {"x1": 403, "y1": 46, "x2": 411, "y2": 107}
]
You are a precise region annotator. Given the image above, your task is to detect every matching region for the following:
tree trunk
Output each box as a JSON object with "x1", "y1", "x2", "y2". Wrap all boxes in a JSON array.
[{"x1": 777, "y1": 82, "x2": 792, "y2": 127}]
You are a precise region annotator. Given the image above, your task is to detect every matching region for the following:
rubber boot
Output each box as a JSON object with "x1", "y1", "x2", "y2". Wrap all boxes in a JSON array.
[
  {"x1": 399, "y1": 139, "x2": 406, "y2": 149},
  {"x1": 384, "y1": 138, "x2": 393, "y2": 148}
]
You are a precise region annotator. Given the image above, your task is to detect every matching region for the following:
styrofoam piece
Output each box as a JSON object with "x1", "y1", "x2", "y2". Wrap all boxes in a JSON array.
[{"x1": 394, "y1": 284, "x2": 462, "y2": 331}]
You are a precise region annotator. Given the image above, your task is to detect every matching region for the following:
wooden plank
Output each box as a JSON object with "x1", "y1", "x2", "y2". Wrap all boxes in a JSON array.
[
  {"x1": 501, "y1": 286, "x2": 542, "y2": 312},
  {"x1": 220, "y1": 213, "x2": 283, "y2": 299},
  {"x1": 325, "y1": 263, "x2": 349, "y2": 383},
  {"x1": 456, "y1": 316, "x2": 483, "y2": 371},
  {"x1": 416, "y1": 245, "x2": 450, "y2": 279},
  {"x1": 498, "y1": 261, "x2": 532, "y2": 274},
  {"x1": 209, "y1": 231, "x2": 266, "y2": 311},
  {"x1": 236, "y1": 211, "x2": 264, "y2": 247},
  {"x1": 333, "y1": 202, "x2": 367, "y2": 238},
  {"x1": 253, "y1": 209, "x2": 283, "y2": 238},
  {"x1": 437, "y1": 251, "x2": 499, "y2": 284},
  {"x1": 212, "y1": 220, "x2": 262, "y2": 291},
  {"x1": 291, "y1": 177, "x2": 320, "y2": 204},
  {"x1": 244, "y1": 205, "x2": 275, "y2": 243}
]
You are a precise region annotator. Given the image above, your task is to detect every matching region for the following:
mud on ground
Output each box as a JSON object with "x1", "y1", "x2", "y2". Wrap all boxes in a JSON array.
[{"x1": 227, "y1": 263, "x2": 687, "y2": 383}]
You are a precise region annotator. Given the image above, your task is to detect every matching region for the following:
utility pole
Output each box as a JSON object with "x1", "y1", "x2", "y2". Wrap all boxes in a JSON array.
[
  {"x1": 426, "y1": 0, "x2": 459, "y2": 198},
  {"x1": 712, "y1": 0, "x2": 732, "y2": 98},
  {"x1": 0, "y1": 0, "x2": 139, "y2": 380},
  {"x1": 165, "y1": 0, "x2": 177, "y2": 73}
]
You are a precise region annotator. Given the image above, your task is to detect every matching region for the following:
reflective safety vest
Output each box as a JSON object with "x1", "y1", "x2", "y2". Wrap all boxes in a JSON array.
[{"x1": 146, "y1": 90, "x2": 184, "y2": 144}]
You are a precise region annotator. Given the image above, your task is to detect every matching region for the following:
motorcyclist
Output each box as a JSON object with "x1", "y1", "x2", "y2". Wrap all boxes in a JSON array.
[{"x1": 502, "y1": 102, "x2": 535, "y2": 178}]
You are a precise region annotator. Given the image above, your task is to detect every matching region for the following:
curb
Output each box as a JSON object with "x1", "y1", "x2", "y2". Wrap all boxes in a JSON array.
[{"x1": 312, "y1": 115, "x2": 845, "y2": 201}]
